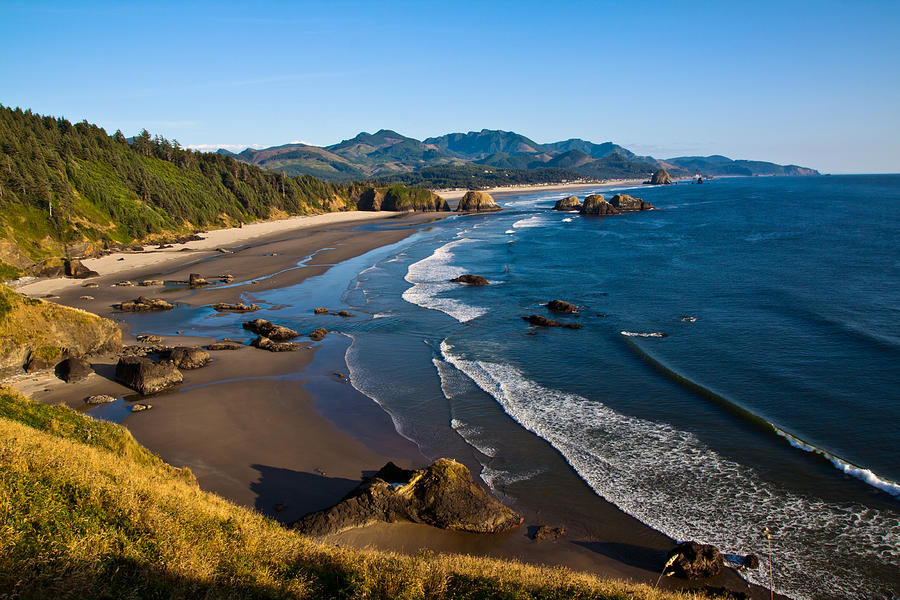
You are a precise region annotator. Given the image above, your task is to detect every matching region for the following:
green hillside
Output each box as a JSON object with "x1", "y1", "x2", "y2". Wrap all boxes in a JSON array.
[{"x1": 0, "y1": 386, "x2": 697, "y2": 600}]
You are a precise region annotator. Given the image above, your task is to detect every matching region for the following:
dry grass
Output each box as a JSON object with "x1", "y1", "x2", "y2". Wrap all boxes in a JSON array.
[{"x1": 0, "y1": 388, "x2": 705, "y2": 600}]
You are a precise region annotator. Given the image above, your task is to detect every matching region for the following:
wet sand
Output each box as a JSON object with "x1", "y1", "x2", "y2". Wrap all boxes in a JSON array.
[{"x1": 9, "y1": 208, "x2": 778, "y2": 599}]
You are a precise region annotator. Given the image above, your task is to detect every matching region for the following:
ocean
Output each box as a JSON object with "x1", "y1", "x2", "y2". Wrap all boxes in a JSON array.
[{"x1": 115, "y1": 175, "x2": 900, "y2": 599}]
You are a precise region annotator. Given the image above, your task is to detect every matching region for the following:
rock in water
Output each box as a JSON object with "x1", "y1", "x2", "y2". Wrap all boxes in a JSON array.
[
  {"x1": 309, "y1": 328, "x2": 327, "y2": 341},
  {"x1": 55, "y1": 357, "x2": 93, "y2": 383},
  {"x1": 84, "y1": 394, "x2": 116, "y2": 405},
  {"x1": 115, "y1": 356, "x2": 183, "y2": 395},
  {"x1": 242, "y1": 319, "x2": 299, "y2": 341},
  {"x1": 457, "y1": 190, "x2": 502, "y2": 212},
  {"x1": 188, "y1": 273, "x2": 208, "y2": 287},
  {"x1": 115, "y1": 296, "x2": 174, "y2": 311},
  {"x1": 609, "y1": 193, "x2": 655, "y2": 211},
  {"x1": 450, "y1": 274, "x2": 489, "y2": 286},
  {"x1": 212, "y1": 302, "x2": 260, "y2": 313},
  {"x1": 167, "y1": 347, "x2": 211, "y2": 369},
  {"x1": 665, "y1": 541, "x2": 724, "y2": 579},
  {"x1": 522, "y1": 315, "x2": 582, "y2": 329},
  {"x1": 553, "y1": 196, "x2": 582, "y2": 211},
  {"x1": 580, "y1": 194, "x2": 619, "y2": 216},
  {"x1": 649, "y1": 168, "x2": 673, "y2": 185},
  {"x1": 292, "y1": 458, "x2": 522, "y2": 535},
  {"x1": 546, "y1": 299, "x2": 577, "y2": 313}
]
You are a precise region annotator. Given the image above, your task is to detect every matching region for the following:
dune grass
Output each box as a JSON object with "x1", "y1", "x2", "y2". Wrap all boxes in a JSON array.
[{"x1": 0, "y1": 387, "x2": 704, "y2": 600}]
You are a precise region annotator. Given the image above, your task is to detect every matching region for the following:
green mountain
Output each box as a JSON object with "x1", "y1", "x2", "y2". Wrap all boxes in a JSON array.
[
  {"x1": 0, "y1": 106, "x2": 434, "y2": 277},
  {"x1": 226, "y1": 129, "x2": 819, "y2": 188}
]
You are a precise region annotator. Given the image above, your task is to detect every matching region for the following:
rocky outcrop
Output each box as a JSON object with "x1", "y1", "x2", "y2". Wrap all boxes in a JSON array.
[
  {"x1": 546, "y1": 300, "x2": 578, "y2": 313},
  {"x1": 309, "y1": 328, "x2": 328, "y2": 342},
  {"x1": 579, "y1": 194, "x2": 619, "y2": 216},
  {"x1": 553, "y1": 196, "x2": 582, "y2": 211},
  {"x1": 251, "y1": 336, "x2": 303, "y2": 352},
  {"x1": 293, "y1": 459, "x2": 522, "y2": 536},
  {"x1": 65, "y1": 258, "x2": 99, "y2": 279},
  {"x1": 242, "y1": 319, "x2": 298, "y2": 341},
  {"x1": 114, "y1": 297, "x2": 174, "y2": 311},
  {"x1": 457, "y1": 191, "x2": 501, "y2": 212},
  {"x1": 609, "y1": 194, "x2": 654, "y2": 211},
  {"x1": 665, "y1": 541, "x2": 724, "y2": 579},
  {"x1": 0, "y1": 285, "x2": 122, "y2": 378},
  {"x1": 212, "y1": 302, "x2": 260, "y2": 313},
  {"x1": 450, "y1": 274, "x2": 489, "y2": 286},
  {"x1": 167, "y1": 347, "x2": 211, "y2": 369},
  {"x1": 357, "y1": 186, "x2": 451, "y2": 212},
  {"x1": 522, "y1": 315, "x2": 582, "y2": 329},
  {"x1": 649, "y1": 168, "x2": 673, "y2": 185},
  {"x1": 55, "y1": 357, "x2": 93, "y2": 383},
  {"x1": 115, "y1": 356, "x2": 183, "y2": 395}
]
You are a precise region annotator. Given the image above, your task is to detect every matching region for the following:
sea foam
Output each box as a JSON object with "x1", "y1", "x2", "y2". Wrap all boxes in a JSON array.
[{"x1": 401, "y1": 239, "x2": 488, "y2": 323}]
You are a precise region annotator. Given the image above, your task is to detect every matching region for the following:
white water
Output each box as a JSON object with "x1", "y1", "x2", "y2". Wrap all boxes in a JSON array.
[
  {"x1": 439, "y1": 340, "x2": 900, "y2": 600},
  {"x1": 401, "y1": 238, "x2": 488, "y2": 323}
]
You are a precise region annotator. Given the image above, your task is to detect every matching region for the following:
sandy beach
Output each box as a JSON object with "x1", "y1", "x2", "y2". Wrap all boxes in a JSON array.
[{"x1": 8, "y1": 206, "x2": 777, "y2": 599}]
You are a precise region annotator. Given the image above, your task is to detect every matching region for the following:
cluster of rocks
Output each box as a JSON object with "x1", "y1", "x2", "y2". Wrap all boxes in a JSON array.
[
  {"x1": 114, "y1": 296, "x2": 174, "y2": 312},
  {"x1": 554, "y1": 193, "x2": 654, "y2": 215},
  {"x1": 292, "y1": 459, "x2": 522, "y2": 536},
  {"x1": 242, "y1": 319, "x2": 299, "y2": 341},
  {"x1": 114, "y1": 345, "x2": 212, "y2": 395}
]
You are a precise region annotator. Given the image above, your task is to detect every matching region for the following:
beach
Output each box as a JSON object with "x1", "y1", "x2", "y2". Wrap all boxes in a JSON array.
[{"x1": 9, "y1": 202, "x2": 784, "y2": 600}]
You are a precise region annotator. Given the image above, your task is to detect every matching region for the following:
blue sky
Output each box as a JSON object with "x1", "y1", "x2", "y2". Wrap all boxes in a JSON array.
[{"x1": 2, "y1": 0, "x2": 898, "y2": 173}]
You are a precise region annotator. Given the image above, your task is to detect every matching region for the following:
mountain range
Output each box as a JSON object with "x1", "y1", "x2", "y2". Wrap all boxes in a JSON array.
[{"x1": 220, "y1": 129, "x2": 820, "y2": 187}]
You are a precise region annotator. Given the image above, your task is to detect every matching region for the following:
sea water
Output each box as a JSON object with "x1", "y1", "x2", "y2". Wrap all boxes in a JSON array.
[
  {"x1": 116, "y1": 175, "x2": 900, "y2": 599},
  {"x1": 341, "y1": 176, "x2": 899, "y2": 600}
]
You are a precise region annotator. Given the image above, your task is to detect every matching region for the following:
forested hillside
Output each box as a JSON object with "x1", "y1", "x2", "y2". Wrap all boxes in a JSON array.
[{"x1": 0, "y1": 106, "x2": 421, "y2": 277}]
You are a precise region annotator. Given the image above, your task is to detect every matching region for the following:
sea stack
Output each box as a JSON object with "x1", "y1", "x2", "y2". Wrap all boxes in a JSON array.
[
  {"x1": 649, "y1": 168, "x2": 673, "y2": 185},
  {"x1": 609, "y1": 194, "x2": 654, "y2": 211},
  {"x1": 580, "y1": 194, "x2": 619, "y2": 216},
  {"x1": 457, "y1": 190, "x2": 501, "y2": 212},
  {"x1": 553, "y1": 196, "x2": 582, "y2": 211}
]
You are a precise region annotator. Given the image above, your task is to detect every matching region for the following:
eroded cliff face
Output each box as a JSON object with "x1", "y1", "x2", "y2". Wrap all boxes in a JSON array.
[{"x1": 0, "y1": 285, "x2": 121, "y2": 378}]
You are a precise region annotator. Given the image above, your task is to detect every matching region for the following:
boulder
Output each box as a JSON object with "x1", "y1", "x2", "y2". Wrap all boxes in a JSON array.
[
  {"x1": 25, "y1": 348, "x2": 65, "y2": 373},
  {"x1": 649, "y1": 168, "x2": 673, "y2": 185},
  {"x1": 314, "y1": 307, "x2": 329, "y2": 314},
  {"x1": 114, "y1": 296, "x2": 174, "y2": 311},
  {"x1": 553, "y1": 196, "x2": 582, "y2": 211},
  {"x1": 609, "y1": 193, "x2": 654, "y2": 211},
  {"x1": 532, "y1": 525, "x2": 566, "y2": 541},
  {"x1": 450, "y1": 274, "x2": 489, "y2": 286},
  {"x1": 242, "y1": 319, "x2": 299, "y2": 341},
  {"x1": 212, "y1": 302, "x2": 260, "y2": 313},
  {"x1": 580, "y1": 194, "x2": 619, "y2": 216},
  {"x1": 206, "y1": 341, "x2": 244, "y2": 351},
  {"x1": 457, "y1": 190, "x2": 501, "y2": 212},
  {"x1": 251, "y1": 335, "x2": 303, "y2": 352},
  {"x1": 167, "y1": 347, "x2": 211, "y2": 369},
  {"x1": 293, "y1": 458, "x2": 522, "y2": 536},
  {"x1": 115, "y1": 356, "x2": 183, "y2": 395},
  {"x1": 546, "y1": 299, "x2": 577, "y2": 313},
  {"x1": 84, "y1": 394, "x2": 116, "y2": 405},
  {"x1": 665, "y1": 541, "x2": 724, "y2": 579},
  {"x1": 309, "y1": 328, "x2": 328, "y2": 342},
  {"x1": 188, "y1": 273, "x2": 208, "y2": 287},
  {"x1": 55, "y1": 357, "x2": 93, "y2": 383},
  {"x1": 522, "y1": 315, "x2": 582, "y2": 329},
  {"x1": 131, "y1": 403, "x2": 152, "y2": 412},
  {"x1": 65, "y1": 258, "x2": 99, "y2": 279}
]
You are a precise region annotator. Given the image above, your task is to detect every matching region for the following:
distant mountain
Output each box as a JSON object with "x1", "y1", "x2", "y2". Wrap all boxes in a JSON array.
[
  {"x1": 666, "y1": 155, "x2": 820, "y2": 177},
  {"x1": 223, "y1": 129, "x2": 819, "y2": 188}
]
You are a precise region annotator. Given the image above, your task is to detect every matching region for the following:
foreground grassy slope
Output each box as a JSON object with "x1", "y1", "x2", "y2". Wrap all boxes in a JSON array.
[{"x1": 0, "y1": 388, "x2": 698, "y2": 600}]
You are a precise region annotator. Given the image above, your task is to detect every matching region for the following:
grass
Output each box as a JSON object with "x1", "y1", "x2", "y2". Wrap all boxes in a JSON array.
[{"x1": 0, "y1": 387, "x2": 706, "y2": 600}]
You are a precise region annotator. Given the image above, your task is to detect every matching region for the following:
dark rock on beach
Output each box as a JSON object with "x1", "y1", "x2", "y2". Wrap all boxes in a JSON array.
[
  {"x1": 242, "y1": 319, "x2": 299, "y2": 341},
  {"x1": 532, "y1": 525, "x2": 566, "y2": 541},
  {"x1": 84, "y1": 394, "x2": 116, "y2": 405},
  {"x1": 522, "y1": 315, "x2": 582, "y2": 329},
  {"x1": 451, "y1": 274, "x2": 489, "y2": 286},
  {"x1": 188, "y1": 273, "x2": 208, "y2": 287},
  {"x1": 665, "y1": 541, "x2": 724, "y2": 579},
  {"x1": 167, "y1": 346, "x2": 211, "y2": 369},
  {"x1": 580, "y1": 194, "x2": 619, "y2": 216},
  {"x1": 206, "y1": 340, "x2": 244, "y2": 351},
  {"x1": 293, "y1": 458, "x2": 522, "y2": 536},
  {"x1": 115, "y1": 356, "x2": 183, "y2": 395},
  {"x1": 546, "y1": 299, "x2": 578, "y2": 313},
  {"x1": 251, "y1": 335, "x2": 303, "y2": 352},
  {"x1": 553, "y1": 196, "x2": 582, "y2": 211},
  {"x1": 55, "y1": 357, "x2": 92, "y2": 383}
]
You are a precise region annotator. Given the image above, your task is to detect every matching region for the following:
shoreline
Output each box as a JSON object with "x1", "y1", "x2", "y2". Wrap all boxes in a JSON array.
[{"x1": 6, "y1": 204, "x2": 778, "y2": 598}]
